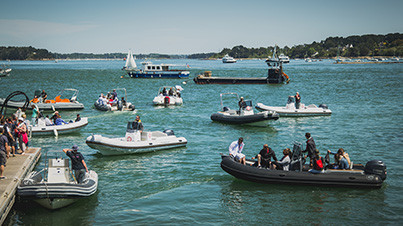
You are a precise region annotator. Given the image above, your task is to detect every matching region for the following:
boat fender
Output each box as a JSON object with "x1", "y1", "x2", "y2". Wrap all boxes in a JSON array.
[
  {"x1": 319, "y1": 104, "x2": 328, "y2": 109},
  {"x1": 163, "y1": 129, "x2": 175, "y2": 136}
]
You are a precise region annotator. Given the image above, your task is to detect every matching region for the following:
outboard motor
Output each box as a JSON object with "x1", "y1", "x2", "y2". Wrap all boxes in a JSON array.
[
  {"x1": 163, "y1": 129, "x2": 175, "y2": 136},
  {"x1": 128, "y1": 104, "x2": 135, "y2": 111},
  {"x1": 364, "y1": 160, "x2": 387, "y2": 181},
  {"x1": 222, "y1": 106, "x2": 229, "y2": 112},
  {"x1": 319, "y1": 104, "x2": 328, "y2": 109},
  {"x1": 287, "y1": 96, "x2": 295, "y2": 104}
]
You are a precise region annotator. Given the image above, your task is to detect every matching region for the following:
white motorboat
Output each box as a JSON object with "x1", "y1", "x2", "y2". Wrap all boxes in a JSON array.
[
  {"x1": 222, "y1": 54, "x2": 237, "y2": 63},
  {"x1": 278, "y1": 54, "x2": 290, "y2": 63},
  {"x1": 94, "y1": 88, "x2": 135, "y2": 111},
  {"x1": 0, "y1": 89, "x2": 84, "y2": 111},
  {"x1": 0, "y1": 64, "x2": 12, "y2": 77},
  {"x1": 152, "y1": 86, "x2": 183, "y2": 106},
  {"x1": 255, "y1": 96, "x2": 332, "y2": 117},
  {"x1": 28, "y1": 117, "x2": 88, "y2": 136},
  {"x1": 86, "y1": 121, "x2": 187, "y2": 155},
  {"x1": 210, "y1": 93, "x2": 279, "y2": 126},
  {"x1": 17, "y1": 158, "x2": 98, "y2": 210}
]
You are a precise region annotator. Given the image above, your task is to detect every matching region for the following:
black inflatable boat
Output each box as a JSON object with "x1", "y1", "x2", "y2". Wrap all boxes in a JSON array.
[{"x1": 220, "y1": 143, "x2": 387, "y2": 188}]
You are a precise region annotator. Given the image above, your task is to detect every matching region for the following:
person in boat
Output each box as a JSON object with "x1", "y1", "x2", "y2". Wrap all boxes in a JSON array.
[
  {"x1": 121, "y1": 97, "x2": 127, "y2": 106},
  {"x1": 50, "y1": 111, "x2": 60, "y2": 124},
  {"x1": 45, "y1": 115, "x2": 54, "y2": 126},
  {"x1": 327, "y1": 148, "x2": 351, "y2": 169},
  {"x1": 132, "y1": 115, "x2": 143, "y2": 133},
  {"x1": 229, "y1": 137, "x2": 245, "y2": 165},
  {"x1": 75, "y1": 114, "x2": 81, "y2": 122},
  {"x1": 15, "y1": 117, "x2": 28, "y2": 155},
  {"x1": 31, "y1": 104, "x2": 39, "y2": 126},
  {"x1": 252, "y1": 144, "x2": 277, "y2": 168},
  {"x1": 40, "y1": 90, "x2": 47, "y2": 102},
  {"x1": 62, "y1": 145, "x2": 89, "y2": 184},
  {"x1": 55, "y1": 114, "x2": 68, "y2": 125},
  {"x1": 111, "y1": 89, "x2": 118, "y2": 99},
  {"x1": 238, "y1": 97, "x2": 247, "y2": 113},
  {"x1": 309, "y1": 149, "x2": 325, "y2": 173},
  {"x1": 168, "y1": 88, "x2": 174, "y2": 96},
  {"x1": 273, "y1": 148, "x2": 292, "y2": 171},
  {"x1": 0, "y1": 127, "x2": 10, "y2": 180},
  {"x1": 302, "y1": 132, "x2": 316, "y2": 168},
  {"x1": 294, "y1": 92, "x2": 301, "y2": 109}
]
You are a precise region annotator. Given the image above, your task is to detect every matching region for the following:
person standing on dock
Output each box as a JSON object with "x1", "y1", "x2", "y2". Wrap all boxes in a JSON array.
[
  {"x1": 0, "y1": 127, "x2": 10, "y2": 180},
  {"x1": 63, "y1": 145, "x2": 89, "y2": 184}
]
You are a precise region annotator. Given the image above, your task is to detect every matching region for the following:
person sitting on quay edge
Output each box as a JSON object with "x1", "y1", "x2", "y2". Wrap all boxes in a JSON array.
[
  {"x1": 132, "y1": 115, "x2": 144, "y2": 133},
  {"x1": 302, "y1": 132, "x2": 316, "y2": 168},
  {"x1": 273, "y1": 148, "x2": 291, "y2": 171},
  {"x1": 62, "y1": 145, "x2": 89, "y2": 183},
  {"x1": 327, "y1": 148, "x2": 351, "y2": 169},
  {"x1": 229, "y1": 137, "x2": 245, "y2": 165},
  {"x1": 309, "y1": 149, "x2": 325, "y2": 173},
  {"x1": 252, "y1": 144, "x2": 277, "y2": 168}
]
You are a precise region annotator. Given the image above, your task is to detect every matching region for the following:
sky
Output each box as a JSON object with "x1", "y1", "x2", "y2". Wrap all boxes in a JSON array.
[{"x1": 0, "y1": 0, "x2": 402, "y2": 54}]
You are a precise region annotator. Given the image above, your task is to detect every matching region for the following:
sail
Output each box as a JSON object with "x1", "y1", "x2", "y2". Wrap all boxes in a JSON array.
[{"x1": 125, "y1": 50, "x2": 137, "y2": 69}]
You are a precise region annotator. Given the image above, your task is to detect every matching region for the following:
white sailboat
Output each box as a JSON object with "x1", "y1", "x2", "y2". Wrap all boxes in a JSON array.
[{"x1": 123, "y1": 50, "x2": 139, "y2": 72}]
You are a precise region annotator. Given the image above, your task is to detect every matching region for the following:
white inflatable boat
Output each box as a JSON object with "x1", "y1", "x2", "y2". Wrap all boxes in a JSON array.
[
  {"x1": 152, "y1": 86, "x2": 183, "y2": 106},
  {"x1": 94, "y1": 88, "x2": 135, "y2": 111},
  {"x1": 256, "y1": 96, "x2": 332, "y2": 117},
  {"x1": 86, "y1": 121, "x2": 187, "y2": 155},
  {"x1": 29, "y1": 117, "x2": 88, "y2": 136},
  {"x1": 17, "y1": 158, "x2": 98, "y2": 210}
]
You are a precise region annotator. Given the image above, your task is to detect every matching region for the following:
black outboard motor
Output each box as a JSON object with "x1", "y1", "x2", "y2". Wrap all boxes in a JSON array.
[
  {"x1": 223, "y1": 106, "x2": 229, "y2": 112},
  {"x1": 319, "y1": 104, "x2": 328, "y2": 109},
  {"x1": 287, "y1": 96, "x2": 295, "y2": 104},
  {"x1": 163, "y1": 129, "x2": 175, "y2": 136},
  {"x1": 365, "y1": 160, "x2": 387, "y2": 181},
  {"x1": 128, "y1": 104, "x2": 135, "y2": 111}
]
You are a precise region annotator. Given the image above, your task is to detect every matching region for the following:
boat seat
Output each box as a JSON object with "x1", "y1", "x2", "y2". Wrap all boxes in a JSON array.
[{"x1": 151, "y1": 131, "x2": 167, "y2": 137}]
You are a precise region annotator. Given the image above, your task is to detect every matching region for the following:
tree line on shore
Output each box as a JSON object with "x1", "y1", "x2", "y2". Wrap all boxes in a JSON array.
[{"x1": 1, "y1": 33, "x2": 401, "y2": 60}]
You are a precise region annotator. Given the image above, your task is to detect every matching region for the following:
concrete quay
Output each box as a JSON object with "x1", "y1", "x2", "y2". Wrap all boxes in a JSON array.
[{"x1": 0, "y1": 147, "x2": 41, "y2": 224}]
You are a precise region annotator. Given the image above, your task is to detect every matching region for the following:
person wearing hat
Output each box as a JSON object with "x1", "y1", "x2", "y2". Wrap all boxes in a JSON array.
[
  {"x1": 238, "y1": 97, "x2": 246, "y2": 113},
  {"x1": 63, "y1": 145, "x2": 89, "y2": 183},
  {"x1": 16, "y1": 117, "x2": 28, "y2": 155}
]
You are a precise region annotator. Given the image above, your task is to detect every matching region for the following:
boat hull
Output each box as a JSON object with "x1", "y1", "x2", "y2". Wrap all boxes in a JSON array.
[
  {"x1": 29, "y1": 118, "x2": 88, "y2": 136},
  {"x1": 0, "y1": 99, "x2": 84, "y2": 111},
  {"x1": 152, "y1": 96, "x2": 183, "y2": 106},
  {"x1": 86, "y1": 134, "x2": 187, "y2": 155},
  {"x1": 211, "y1": 111, "x2": 278, "y2": 126},
  {"x1": 256, "y1": 103, "x2": 332, "y2": 117},
  {"x1": 94, "y1": 101, "x2": 135, "y2": 111},
  {"x1": 128, "y1": 71, "x2": 189, "y2": 79},
  {"x1": 220, "y1": 155, "x2": 384, "y2": 188}
]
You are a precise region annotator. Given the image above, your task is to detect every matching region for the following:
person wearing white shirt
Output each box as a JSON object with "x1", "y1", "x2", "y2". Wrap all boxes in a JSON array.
[
  {"x1": 45, "y1": 115, "x2": 53, "y2": 126},
  {"x1": 228, "y1": 137, "x2": 245, "y2": 165}
]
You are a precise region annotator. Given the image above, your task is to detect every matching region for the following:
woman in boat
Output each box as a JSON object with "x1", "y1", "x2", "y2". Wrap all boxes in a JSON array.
[
  {"x1": 274, "y1": 148, "x2": 291, "y2": 171},
  {"x1": 327, "y1": 148, "x2": 351, "y2": 169},
  {"x1": 309, "y1": 149, "x2": 324, "y2": 173}
]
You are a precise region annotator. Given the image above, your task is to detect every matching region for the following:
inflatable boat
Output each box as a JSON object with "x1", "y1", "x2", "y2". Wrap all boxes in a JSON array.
[
  {"x1": 256, "y1": 96, "x2": 331, "y2": 117},
  {"x1": 220, "y1": 143, "x2": 386, "y2": 188},
  {"x1": 152, "y1": 86, "x2": 183, "y2": 106},
  {"x1": 211, "y1": 93, "x2": 279, "y2": 126},
  {"x1": 94, "y1": 88, "x2": 135, "y2": 111},
  {"x1": 0, "y1": 89, "x2": 84, "y2": 111},
  {"x1": 86, "y1": 121, "x2": 187, "y2": 155},
  {"x1": 17, "y1": 158, "x2": 98, "y2": 210},
  {"x1": 28, "y1": 117, "x2": 88, "y2": 136}
]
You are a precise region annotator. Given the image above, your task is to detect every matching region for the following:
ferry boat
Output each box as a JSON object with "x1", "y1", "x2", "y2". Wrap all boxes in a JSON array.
[
  {"x1": 122, "y1": 50, "x2": 189, "y2": 78},
  {"x1": 222, "y1": 54, "x2": 237, "y2": 63}
]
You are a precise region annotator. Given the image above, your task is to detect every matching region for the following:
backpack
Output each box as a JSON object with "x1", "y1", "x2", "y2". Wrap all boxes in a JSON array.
[{"x1": 314, "y1": 158, "x2": 324, "y2": 170}]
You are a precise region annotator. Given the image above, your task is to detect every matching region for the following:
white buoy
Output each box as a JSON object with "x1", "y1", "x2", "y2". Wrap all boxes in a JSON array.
[{"x1": 182, "y1": 81, "x2": 186, "y2": 85}]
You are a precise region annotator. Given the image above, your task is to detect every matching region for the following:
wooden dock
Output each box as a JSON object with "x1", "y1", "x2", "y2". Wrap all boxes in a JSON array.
[{"x1": 0, "y1": 147, "x2": 41, "y2": 224}]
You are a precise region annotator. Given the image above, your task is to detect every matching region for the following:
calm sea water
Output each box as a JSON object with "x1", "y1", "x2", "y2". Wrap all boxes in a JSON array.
[{"x1": 1, "y1": 59, "x2": 402, "y2": 225}]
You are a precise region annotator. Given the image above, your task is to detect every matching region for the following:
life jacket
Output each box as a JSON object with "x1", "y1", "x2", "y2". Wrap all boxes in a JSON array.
[{"x1": 314, "y1": 157, "x2": 323, "y2": 170}]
